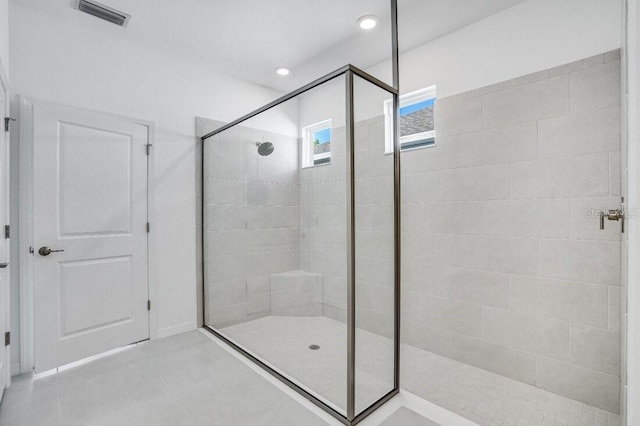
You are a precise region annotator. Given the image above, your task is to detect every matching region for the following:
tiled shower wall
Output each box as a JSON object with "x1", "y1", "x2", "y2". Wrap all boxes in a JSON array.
[
  {"x1": 299, "y1": 126, "x2": 348, "y2": 320},
  {"x1": 299, "y1": 116, "x2": 395, "y2": 330},
  {"x1": 203, "y1": 125, "x2": 300, "y2": 327},
  {"x1": 401, "y1": 50, "x2": 622, "y2": 412},
  {"x1": 199, "y1": 50, "x2": 622, "y2": 413}
]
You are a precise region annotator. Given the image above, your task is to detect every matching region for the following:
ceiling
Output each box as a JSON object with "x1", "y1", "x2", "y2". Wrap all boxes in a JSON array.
[{"x1": 15, "y1": 0, "x2": 528, "y2": 92}]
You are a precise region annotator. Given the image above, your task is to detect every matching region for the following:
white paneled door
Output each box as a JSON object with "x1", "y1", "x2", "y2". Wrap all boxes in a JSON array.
[{"x1": 33, "y1": 103, "x2": 149, "y2": 372}]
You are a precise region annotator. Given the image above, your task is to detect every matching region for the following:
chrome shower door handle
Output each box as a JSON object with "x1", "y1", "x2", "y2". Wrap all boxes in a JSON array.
[
  {"x1": 598, "y1": 208, "x2": 625, "y2": 232},
  {"x1": 597, "y1": 197, "x2": 625, "y2": 233},
  {"x1": 607, "y1": 209, "x2": 625, "y2": 234}
]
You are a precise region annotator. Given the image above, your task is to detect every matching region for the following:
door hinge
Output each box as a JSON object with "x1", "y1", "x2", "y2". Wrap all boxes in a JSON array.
[
  {"x1": 4, "y1": 332, "x2": 9, "y2": 346},
  {"x1": 4, "y1": 225, "x2": 8, "y2": 239},
  {"x1": 146, "y1": 144, "x2": 152, "y2": 155},
  {"x1": 146, "y1": 222, "x2": 150, "y2": 233},
  {"x1": 4, "y1": 117, "x2": 15, "y2": 132},
  {"x1": 147, "y1": 300, "x2": 151, "y2": 311}
]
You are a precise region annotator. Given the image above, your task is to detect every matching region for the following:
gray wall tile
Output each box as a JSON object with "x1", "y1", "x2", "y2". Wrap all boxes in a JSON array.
[
  {"x1": 401, "y1": 134, "x2": 461, "y2": 172},
  {"x1": 570, "y1": 325, "x2": 620, "y2": 375},
  {"x1": 204, "y1": 178, "x2": 247, "y2": 205},
  {"x1": 536, "y1": 356, "x2": 620, "y2": 412},
  {"x1": 538, "y1": 106, "x2": 620, "y2": 158},
  {"x1": 401, "y1": 321, "x2": 537, "y2": 385},
  {"x1": 549, "y1": 54, "x2": 604, "y2": 77},
  {"x1": 440, "y1": 268, "x2": 509, "y2": 308},
  {"x1": 205, "y1": 254, "x2": 246, "y2": 283},
  {"x1": 482, "y1": 198, "x2": 570, "y2": 239},
  {"x1": 401, "y1": 232, "x2": 459, "y2": 266},
  {"x1": 404, "y1": 201, "x2": 484, "y2": 235},
  {"x1": 399, "y1": 54, "x2": 621, "y2": 410},
  {"x1": 609, "y1": 151, "x2": 621, "y2": 196},
  {"x1": 205, "y1": 230, "x2": 247, "y2": 256},
  {"x1": 435, "y1": 92, "x2": 467, "y2": 106},
  {"x1": 505, "y1": 69, "x2": 550, "y2": 88},
  {"x1": 453, "y1": 334, "x2": 537, "y2": 385},
  {"x1": 482, "y1": 307, "x2": 570, "y2": 361},
  {"x1": 570, "y1": 61, "x2": 621, "y2": 112},
  {"x1": 605, "y1": 49, "x2": 621, "y2": 63},
  {"x1": 482, "y1": 75, "x2": 569, "y2": 128},
  {"x1": 457, "y1": 236, "x2": 538, "y2": 276},
  {"x1": 538, "y1": 239, "x2": 620, "y2": 285},
  {"x1": 509, "y1": 275, "x2": 608, "y2": 328},
  {"x1": 401, "y1": 290, "x2": 422, "y2": 322},
  {"x1": 466, "y1": 81, "x2": 505, "y2": 99},
  {"x1": 420, "y1": 295, "x2": 483, "y2": 337},
  {"x1": 401, "y1": 262, "x2": 446, "y2": 296},
  {"x1": 459, "y1": 121, "x2": 537, "y2": 167},
  {"x1": 434, "y1": 96, "x2": 482, "y2": 137},
  {"x1": 438, "y1": 164, "x2": 510, "y2": 201},
  {"x1": 510, "y1": 153, "x2": 609, "y2": 199},
  {"x1": 402, "y1": 171, "x2": 439, "y2": 203},
  {"x1": 609, "y1": 287, "x2": 621, "y2": 332}
]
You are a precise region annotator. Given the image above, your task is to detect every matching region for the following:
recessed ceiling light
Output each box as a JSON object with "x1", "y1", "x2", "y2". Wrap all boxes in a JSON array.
[
  {"x1": 357, "y1": 15, "x2": 378, "y2": 30},
  {"x1": 275, "y1": 67, "x2": 290, "y2": 76}
]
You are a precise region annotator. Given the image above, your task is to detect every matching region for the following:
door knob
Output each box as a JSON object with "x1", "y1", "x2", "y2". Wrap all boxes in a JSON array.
[{"x1": 38, "y1": 247, "x2": 64, "y2": 256}]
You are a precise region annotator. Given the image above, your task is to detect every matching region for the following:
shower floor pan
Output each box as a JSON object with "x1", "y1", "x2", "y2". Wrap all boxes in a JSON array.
[{"x1": 221, "y1": 316, "x2": 621, "y2": 426}]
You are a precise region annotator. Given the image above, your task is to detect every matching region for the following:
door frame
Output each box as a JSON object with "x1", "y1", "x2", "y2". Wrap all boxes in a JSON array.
[
  {"x1": 17, "y1": 97, "x2": 157, "y2": 373},
  {"x1": 626, "y1": 0, "x2": 640, "y2": 423},
  {"x1": 0, "y1": 57, "x2": 11, "y2": 389}
]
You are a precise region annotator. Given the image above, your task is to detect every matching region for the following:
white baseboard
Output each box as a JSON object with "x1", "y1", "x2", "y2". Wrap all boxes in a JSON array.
[
  {"x1": 10, "y1": 362, "x2": 21, "y2": 377},
  {"x1": 156, "y1": 321, "x2": 197, "y2": 339}
]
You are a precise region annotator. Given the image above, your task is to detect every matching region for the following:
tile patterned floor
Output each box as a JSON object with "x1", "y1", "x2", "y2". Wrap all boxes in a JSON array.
[
  {"x1": 222, "y1": 315, "x2": 395, "y2": 414},
  {"x1": 0, "y1": 331, "x2": 330, "y2": 426},
  {"x1": 0, "y1": 321, "x2": 624, "y2": 426},
  {"x1": 221, "y1": 315, "x2": 623, "y2": 426}
]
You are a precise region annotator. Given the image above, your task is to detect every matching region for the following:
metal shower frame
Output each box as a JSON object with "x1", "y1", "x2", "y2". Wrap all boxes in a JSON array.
[{"x1": 200, "y1": 1, "x2": 400, "y2": 424}]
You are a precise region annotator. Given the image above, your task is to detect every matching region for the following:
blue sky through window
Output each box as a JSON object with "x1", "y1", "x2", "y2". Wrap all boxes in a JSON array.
[
  {"x1": 400, "y1": 98, "x2": 436, "y2": 117},
  {"x1": 314, "y1": 128, "x2": 331, "y2": 144}
]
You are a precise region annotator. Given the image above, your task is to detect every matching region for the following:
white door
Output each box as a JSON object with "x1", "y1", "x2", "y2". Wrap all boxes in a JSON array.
[
  {"x1": 33, "y1": 102, "x2": 149, "y2": 372},
  {"x1": 0, "y1": 71, "x2": 9, "y2": 399}
]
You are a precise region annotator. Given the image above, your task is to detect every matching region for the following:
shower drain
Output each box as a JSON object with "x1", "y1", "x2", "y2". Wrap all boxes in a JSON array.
[{"x1": 309, "y1": 344, "x2": 320, "y2": 350}]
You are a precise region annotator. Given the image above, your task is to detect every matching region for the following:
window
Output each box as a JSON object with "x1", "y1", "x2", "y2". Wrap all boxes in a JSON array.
[
  {"x1": 302, "y1": 119, "x2": 332, "y2": 167},
  {"x1": 384, "y1": 86, "x2": 436, "y2": 153}
]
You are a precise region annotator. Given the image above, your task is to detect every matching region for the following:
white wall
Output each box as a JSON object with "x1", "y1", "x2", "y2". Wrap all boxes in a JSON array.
[
  {"x1": 8, "y1": 1, "x2": 286, "y2": 366},
  {"x1": 371, "y1": 0, "x2": 622, "y2": 97},
  {"x1": 299, "y1": 0, "x2": 622, "y2": 135},
  {"x1": 0, "y1": 0, "x2": 8, "y2": 76}
]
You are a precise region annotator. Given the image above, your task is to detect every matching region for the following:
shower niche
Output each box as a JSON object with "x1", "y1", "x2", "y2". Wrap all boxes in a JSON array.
[{"x1": 201, "y1": 66, "x2": 400, "y2": 424}]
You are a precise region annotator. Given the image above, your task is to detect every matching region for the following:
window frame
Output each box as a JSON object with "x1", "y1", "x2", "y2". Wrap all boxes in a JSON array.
[
  {"x1": 301, "y1": 119, "x2": 332, "y2": 168},
  {"x1": 384, "y1": 85, "x2": 437, "y2": 153}
]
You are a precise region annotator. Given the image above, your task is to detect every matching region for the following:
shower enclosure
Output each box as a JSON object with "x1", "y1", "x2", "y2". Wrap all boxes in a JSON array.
[
  {"x1": 200, "y1": 4, "x2": 400, "y2": 422},
  {"x1": 202, "y1": 66, "x2": 400, "y2": 424}
]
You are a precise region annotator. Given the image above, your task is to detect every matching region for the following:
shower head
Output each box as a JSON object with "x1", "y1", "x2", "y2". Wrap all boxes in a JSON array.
[{"x1": 256, "y1": 141, "x2": 274, "y2": 156}]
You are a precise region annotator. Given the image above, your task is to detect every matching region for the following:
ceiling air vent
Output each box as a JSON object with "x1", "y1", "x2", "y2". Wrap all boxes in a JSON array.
[{"x1": 73, "y1": 0, "x2": 130, "y2": 27}]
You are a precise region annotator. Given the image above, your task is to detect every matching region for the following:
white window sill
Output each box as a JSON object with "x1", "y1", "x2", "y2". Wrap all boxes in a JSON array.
[{"x1": 384, "y1": 142, "x2": 436, "y2": 155}]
